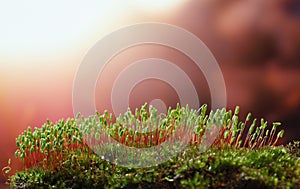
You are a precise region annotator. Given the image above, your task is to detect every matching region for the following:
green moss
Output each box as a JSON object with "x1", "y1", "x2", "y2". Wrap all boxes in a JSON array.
[
  {"x1": 7, "y1": 145, "x2": 300, "y2": 189},
  {"x1": 4, "y1": 104, "x2": 300, "y2": 188}
]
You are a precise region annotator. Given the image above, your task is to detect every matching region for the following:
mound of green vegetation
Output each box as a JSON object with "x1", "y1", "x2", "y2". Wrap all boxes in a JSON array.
[{"x1": 3, "y1": 104, "x2": 300, "y2": 188}]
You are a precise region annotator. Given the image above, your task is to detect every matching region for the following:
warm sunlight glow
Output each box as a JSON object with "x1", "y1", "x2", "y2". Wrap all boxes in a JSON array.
[
  {"x1": 0, "y1": 1, "x2": 127, "y2": 57},
  {"x1": 133, "y1": 0, "x2": 183, "y2": 13}
]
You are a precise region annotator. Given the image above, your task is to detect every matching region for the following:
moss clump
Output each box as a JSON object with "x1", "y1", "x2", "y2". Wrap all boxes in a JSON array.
[
  {"x1": 3, "y1": 104, "x2": 300, "y2": 188},
  {"x1": 7, "y1": 145, "x2": 300, "y2": 189}
]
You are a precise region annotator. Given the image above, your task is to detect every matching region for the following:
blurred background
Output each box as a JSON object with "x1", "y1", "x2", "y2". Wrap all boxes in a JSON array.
[{"x1": 1, "y1": 0, "x2": 299, "y2": 187}]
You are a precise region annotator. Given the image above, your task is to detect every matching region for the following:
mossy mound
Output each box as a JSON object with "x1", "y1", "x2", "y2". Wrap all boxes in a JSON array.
[
  {"x1": 8, "y1": 145, "x2": 300, "y2": 189},
  {"x1": 4, "y1": 104, "x2": 300, "y2": 188}
]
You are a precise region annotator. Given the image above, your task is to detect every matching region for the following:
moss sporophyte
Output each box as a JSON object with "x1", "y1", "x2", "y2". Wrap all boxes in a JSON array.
[{"x1": 3, "y1": 103, "x2": 300, "y2": 189}]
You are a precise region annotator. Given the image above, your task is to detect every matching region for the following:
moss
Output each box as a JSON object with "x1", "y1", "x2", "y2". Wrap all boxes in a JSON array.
[
  {"x1": 7, "y1": 145, "x2": 300, "y2": 189},
  {"x1": 4, "y1": 104, "x2": 300, "y2": 188}
]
